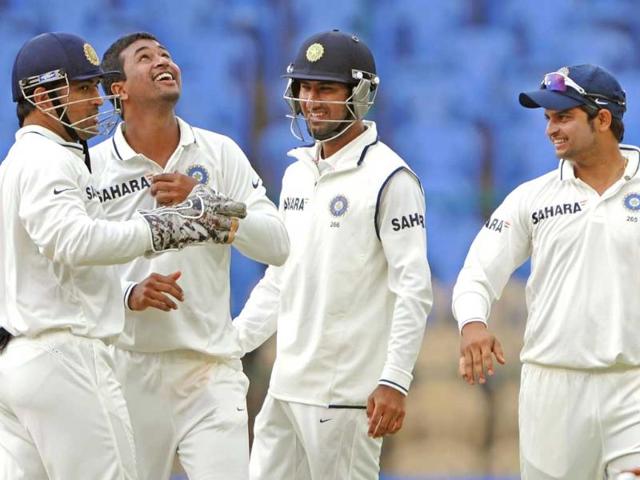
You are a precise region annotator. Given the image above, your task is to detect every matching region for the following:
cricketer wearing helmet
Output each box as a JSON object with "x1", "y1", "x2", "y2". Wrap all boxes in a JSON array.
[
  {"x1": 0, "y1": 32, "x2": 246, "y2": 480},
  {"x1": 234, "y1": 30, "x2": 433, "y2": 479}
]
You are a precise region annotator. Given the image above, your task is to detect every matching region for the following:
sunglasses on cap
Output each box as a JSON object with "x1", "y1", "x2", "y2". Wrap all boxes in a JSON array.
[{"x1": 542, "y1": 72, "x2": 626, "y2": 107}]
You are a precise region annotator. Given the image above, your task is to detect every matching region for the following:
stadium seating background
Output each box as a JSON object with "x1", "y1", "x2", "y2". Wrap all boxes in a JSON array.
[{"x1": 2, "y1": 1, "x2": 639, "y2": 478}]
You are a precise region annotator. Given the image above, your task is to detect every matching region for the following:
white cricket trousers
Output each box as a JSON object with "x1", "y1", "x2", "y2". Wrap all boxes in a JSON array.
[
  {"x1": 519, "y1": 363, "x2": 640, "y2": 480},
  {"x1": 111, "y1": 348, "x2": 250, "y2": 480},
  {"x1": 250, "y1": 394, "x2": 382, "y2": 480},
  {"x1": 0, "y1": 330, "x2": 137, "y2": 480}
]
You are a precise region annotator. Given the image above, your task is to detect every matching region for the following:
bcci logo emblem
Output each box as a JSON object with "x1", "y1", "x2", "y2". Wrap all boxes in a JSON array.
[
  {"x1": 83, "y1": 43, "x2": 100, "y2": 66},
  {"x1": 306, "y1": 43, "x2": 324, "y2": 63},
  {"x1": 329, "y1": 195, "x2": 348, "y2": 217},
  {"x1": 624, "y1": 192, "x2": 640, "y2": 211},
  {"x1": 186, "y1": 164, "x2": 210, "y2": 185}
]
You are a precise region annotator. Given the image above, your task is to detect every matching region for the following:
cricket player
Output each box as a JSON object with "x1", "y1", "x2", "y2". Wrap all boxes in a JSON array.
[
  {"x1": 452, "y1": 64, "x2": 640, "y2": 479},
  {"x1": 0, "y1": 32, "x2": 247, "y2": 480},
  {"x1": 90, "y1": 32, "x2": 289, "y2": 480},
  {"x1": 233, "y1": 30, "x2": 433, "y2": 479}
]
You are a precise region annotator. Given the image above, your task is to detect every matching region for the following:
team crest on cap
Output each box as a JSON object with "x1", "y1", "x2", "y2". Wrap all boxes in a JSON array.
[
  {"x1": 306, "y1": 43, "x2": 324, "y2": 63},
  {"x1": 329, "y1": 195, "x2": 348, "y2": 217},
  {"x1": 83, "y1": 43, "x2": 100, "y2": 66},
  {"x1": 186, "y1": 164, "x2": 210, "y2": 185},
  {"x1": 624, "y1": 192, "x2": 640, "y2": 211}
]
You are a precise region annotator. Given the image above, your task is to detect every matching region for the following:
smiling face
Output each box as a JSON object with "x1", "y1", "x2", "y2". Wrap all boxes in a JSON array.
[
  {"x1": 114, "y1": 38, "x2": 181, "y2": 110},
  {"x1": 297, "y1": 80, "x2": 352, "y2": 140},
  {"x1": 544, "y1": 107, "x2": 597, "y2": 160}
]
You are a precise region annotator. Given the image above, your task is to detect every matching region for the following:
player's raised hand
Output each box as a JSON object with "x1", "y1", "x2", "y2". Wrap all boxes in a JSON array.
[
  {"x1": 366, "y1": 385, "x2": 406, "y2": 438},
  {"x1": 459, "y1": 321, "x2": 505, "y2": 385},
  {"x1": 128, "y1": 271, "x2": 184, "y2": 312},
  {"x1": 151, "y1": 173, "x2": 198, "y2": 206}
]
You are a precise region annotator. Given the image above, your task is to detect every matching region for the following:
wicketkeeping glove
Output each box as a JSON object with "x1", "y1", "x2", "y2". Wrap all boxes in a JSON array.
[{"x1": 139, "y1": 184, "x2": 247, "y2": 253}]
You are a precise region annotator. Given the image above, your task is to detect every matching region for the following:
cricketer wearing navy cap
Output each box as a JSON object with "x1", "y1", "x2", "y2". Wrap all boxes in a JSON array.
[
  {"x1": 454, "y1": 62, "x2": 640, "y2": 480},
  {"x1": 519, "y1": 64, "x2": 627, "y2": 120}
]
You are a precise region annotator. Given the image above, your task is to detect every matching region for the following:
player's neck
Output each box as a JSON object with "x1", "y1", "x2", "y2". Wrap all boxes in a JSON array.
[
  {"x1": 319, "y1": 121, "x2": 365, "y2": 159},
  {"x1": 23, "y1": 109, "x2": 74, "y2": 142},
  {"x1": 571, "y1": 142, "x2": 626, "y2": 195},
  {"x1": 121, "y1": 110, "x2": 180, "y2": 168}
]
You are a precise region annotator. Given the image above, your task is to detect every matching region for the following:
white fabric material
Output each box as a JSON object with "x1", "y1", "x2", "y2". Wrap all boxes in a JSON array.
[
  {"x1": 250, "y1": 395, "x2": 382, "y2": 480},
  {"x1": 234, "y1": 121, "x2": 433, "y2": 406},
  {"x1": 0, "y1": 331, "x2": 137, "y2": 480},
  {"x1": 0, "y1": 125, "x2": 150, "y2": 338},
  {"x1": 90, "y1": 117, "x2": 288, "y2": 354},
  {"x1": 111, "y1": 348, "x2": 249, "y2": 480},
  {"x1": 453, "y1": 145, "x2": 640, "y2": 369},
  {"x1": 519, "y1": 364, "x2": 640, "y2": 479}
]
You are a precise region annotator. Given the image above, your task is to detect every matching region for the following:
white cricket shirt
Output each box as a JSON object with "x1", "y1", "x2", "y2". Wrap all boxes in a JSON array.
[
  {"x1": 234, "y1": 122, "x2": 433, "y2": 406},
  {"x1": 0, "y1": 126, "x2": 151, "y2": 338},
  {"x1": 453, "y1": 145, "x2": 640, "y2": 369},
  {"x1": 90, "y1": 117, "x2": 288, "y2": 355}
]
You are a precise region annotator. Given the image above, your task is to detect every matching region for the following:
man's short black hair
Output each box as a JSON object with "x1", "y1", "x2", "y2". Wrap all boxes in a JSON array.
[
  {"x1": 580, "y1": 105, "x2": 625, "y2": 142},
  {"x1": 101, "y1": 32, "x2": 158, "y2": 103},
  {"x1": 16, "y1": 99, "x2": 36, "y2": 127}
]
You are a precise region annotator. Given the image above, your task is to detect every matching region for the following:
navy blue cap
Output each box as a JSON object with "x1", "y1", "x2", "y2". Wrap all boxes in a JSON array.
[
  {"x1": 519, "y1": 64, "x2": 626, "y2": 119},
  {"x1": 11, "y1": 32, "x2": 113, "y2": 102},
  {"x1": 284, "y1": 29, "x2": 376, "y2": 85}
]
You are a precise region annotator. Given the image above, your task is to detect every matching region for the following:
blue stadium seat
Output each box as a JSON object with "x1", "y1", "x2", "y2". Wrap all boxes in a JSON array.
[
  {"x1": 370, "y1": 0, "x2": 469, "y2": 75},
  {"x1": 392, "y1": 120, "x2": 485, "y2": 284},
  {"x1": 287, "y1": 0, "x2": 363, "y2": 48},
  {"x1": 616, "y1": 71, "x2": 640, "y2": 147},
  {"x1": 255, "y1": 121, "x2": 301, "y2": 202},
  {"x1": 427, "y1": 209, "x2": 483, "y2": 285},
  {"x1": 486, "y1": 0, "x2": 576, "y2": 68},
  {"x1": 439, "y1": 27, "x2": 517, "y2": 122},
  {"x1": 177, "y1": 30, "x2": 258, "y2": 149},
  {"x1": 538, "y1": 26, "x2": 636, "y2": 73},
  {"x1": 492, "y1": 115, "x2": 557, "y2": 199},
  {"x1": 230, "y1": 247, "x2": 266, "y2": 318},
  {"x1": 392, "y1": 120, "x2": 485, "y2": 204}
]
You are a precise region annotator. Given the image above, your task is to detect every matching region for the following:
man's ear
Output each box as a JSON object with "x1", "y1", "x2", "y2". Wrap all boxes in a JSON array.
[
  {"x1": 596, "y1": 108, "x2": 613, "y2": 132},
  {"x1": 32, "y1": 86, "x2": 54, "y2": 109},
  {"x1": 110, "y1": 81, "x2": 127, "y2": 101}
]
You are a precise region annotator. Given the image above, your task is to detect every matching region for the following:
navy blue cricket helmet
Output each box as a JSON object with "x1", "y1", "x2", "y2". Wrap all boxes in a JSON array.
[{"x1": 283, "y1": 29, "x2": 379, "y2": 127}]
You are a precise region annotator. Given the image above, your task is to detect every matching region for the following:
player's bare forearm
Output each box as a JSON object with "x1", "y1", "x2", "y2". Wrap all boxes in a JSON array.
[{"x1": 459, "y1": 321, "x2": 505, "y2": 385}]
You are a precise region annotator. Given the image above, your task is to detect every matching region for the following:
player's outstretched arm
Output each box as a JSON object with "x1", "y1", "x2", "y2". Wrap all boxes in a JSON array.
[{"x1": 459, "y1": 321, "x2": 505, "y2": 385}]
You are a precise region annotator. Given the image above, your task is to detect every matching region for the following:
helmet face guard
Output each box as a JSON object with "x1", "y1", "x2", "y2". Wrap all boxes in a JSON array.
[
  {"x1": 282, "y1": 30, "x2": 379, "y2": 143},
  {"x1": 283, "y1": 69, "x2": 379, "y2": 142},
  {"x1": 19, "y1": 68, "x2": 121, "y2": 137}
]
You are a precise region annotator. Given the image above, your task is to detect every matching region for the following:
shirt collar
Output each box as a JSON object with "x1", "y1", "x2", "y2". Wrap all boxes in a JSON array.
[
  {"x1": 16, "y1": 125, "x2": 85, "y2": 158},
  {"x1": 558, "y1": 145, "x2": 640, "y2": 182},
  {"x1": 111, "y1": 116, "x2": 197, "y2": 161},
  {"x1": 621, "y1": 144, "x2": 640, "y2": 181}
]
